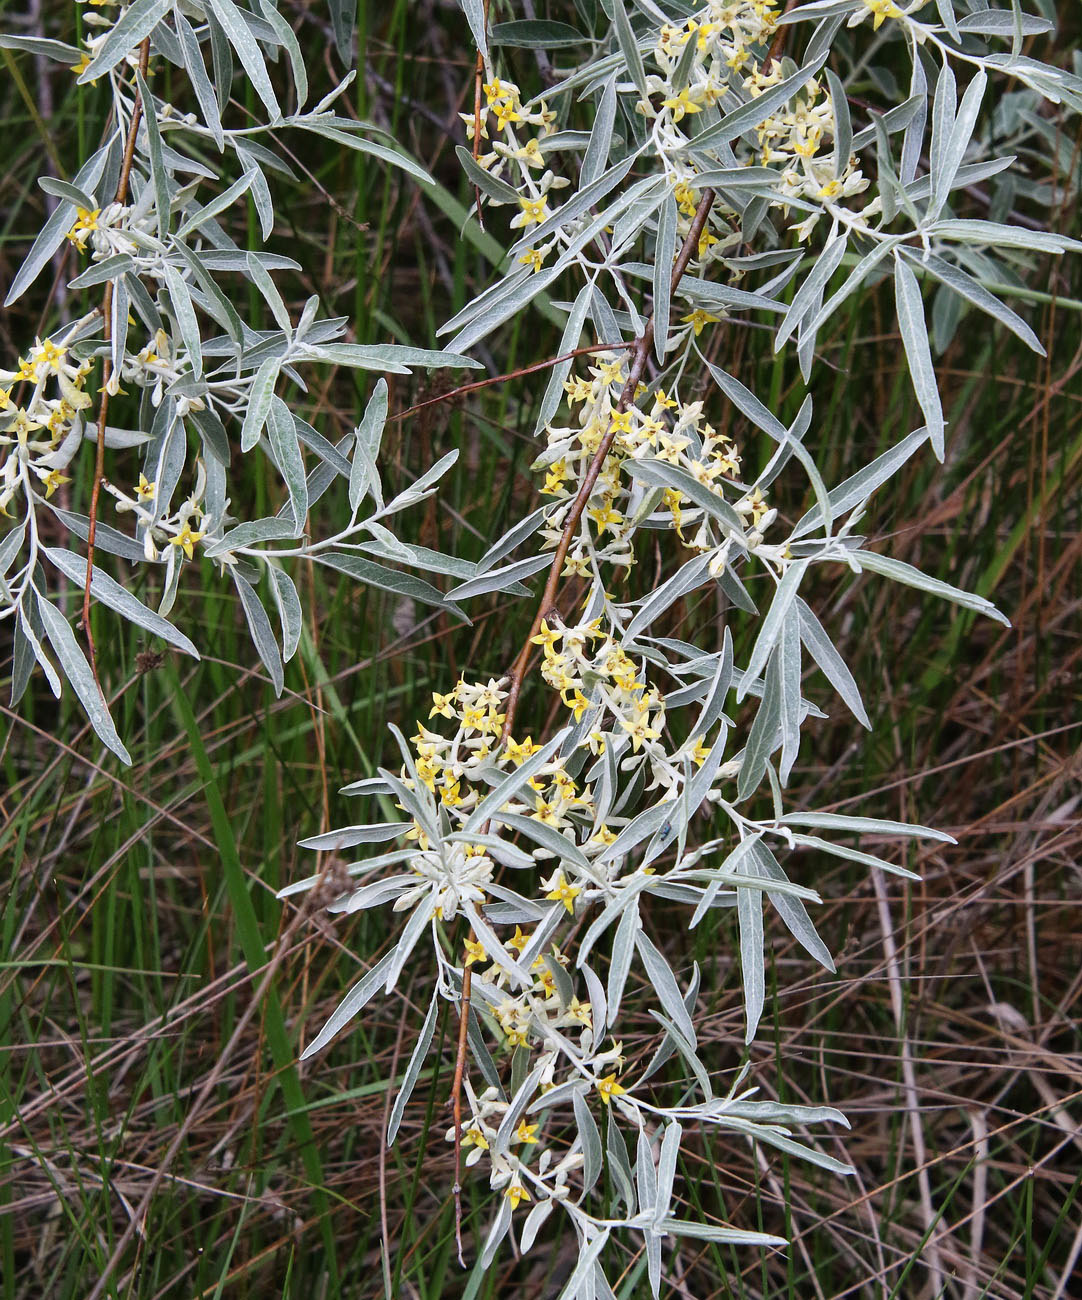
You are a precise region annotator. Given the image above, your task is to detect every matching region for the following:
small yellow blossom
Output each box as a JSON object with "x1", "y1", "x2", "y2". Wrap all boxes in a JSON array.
[
  {"x1": 517, "y1": 195, "x2": 549, "y2": 226},
  {"x1": 463, "y1": 937, "x2": 486, "y2": 966},
  {"x1": 662, "y1": 88, "x2": 703, "y2": 122},
  {"x1": 170, "y1": 524, "x2": 204, "y2": 560},
  {"x1": 863, "y1": 0, "x2": 903, "y2": 29},
  {"x1": 505, "y1": 1180, "x2": 531, "y2": 1211},
  {"x1": 463, "y1": 1126, "x2": 488, "y2": 1151},
  {"x1": 66, "y1": 207, "x2": 100, "y2": 252},
  {"x1": 683, "y1": 309, "x2": 721, "y2": 336},
  {"x1": 545, "y1": 870, "x2": 582, "y2": 915},
  {"x1": 513, "y1": 1120, "x2": 539, "y2": 1145},
  {"x1": 597, "y1": 1073, "x2": 627, "y2": 1105},
  {"x1": 518, "y1": 246, "x2": 546, "y2": 273}
]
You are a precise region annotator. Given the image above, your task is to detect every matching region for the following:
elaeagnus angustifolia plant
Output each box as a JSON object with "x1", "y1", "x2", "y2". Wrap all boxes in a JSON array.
[
  {"x1": 7, "y1": 0, "x2": 1077, "y2": 1295},
  {"x1": 0, "y1": 0, "x2": 479, "y2": 763},
  {"x1": 281, "y1": 2, "x2": 1079, "y2": 1293}
]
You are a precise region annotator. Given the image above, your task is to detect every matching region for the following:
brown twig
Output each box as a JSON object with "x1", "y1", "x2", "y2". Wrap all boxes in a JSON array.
[
  {"x1": 450, "y1": 960, "x2": 473, "y2": 1265},
  {"x1": 470, "y1": 0, "x2": 491, "y2": 228},
  {"x1": 766, "y1": 0, "x2": 801, "y2": 69},
  {"x1": 499, "y1": 189, "x2": 717, "y2": 746},
  {"x1": 449, "y1": 188, "x2": 716, "y2": 1259},
  {"x1": 82, "y1": 37, "x2": 151, "y2": 678},
  {"x1": 391, "y1": 342, "x2": 629, "y2": 425}
]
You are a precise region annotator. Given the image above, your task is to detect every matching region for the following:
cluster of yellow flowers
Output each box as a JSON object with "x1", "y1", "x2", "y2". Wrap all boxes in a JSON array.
[
  {"x1": 535, "y1": 352, "x2": 767, "y2": 574},
  {"x1": 645, "y1": 3, "x2": 871, "y2": 243},
  {"x1": 463, "y1": 76, "x2": 567, "y2": 274},
  {"x1": 0, "y1": 334, "x2": 93, "y2": 514}
]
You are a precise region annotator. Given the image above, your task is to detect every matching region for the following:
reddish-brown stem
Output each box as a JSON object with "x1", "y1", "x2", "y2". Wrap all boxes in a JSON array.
[
  {"x1": 470, "y1": 0, "x2": 491, "y2": 227},
  {"x1": 451, "y1": 959, "x2": 473, "y2": 1265},
  {"x1": 82, "y1": 37, "x2": 151, "y2": 677},
  {"x1": 449, "y1": 188, "x2": 716, "y2": 1260},
  {"x1": 391, "y1": 342, "x2": 629, "y2": 425},
  {"x1": 766, "y1": 0, "x2": 801, "y2": 69},
  {"x1": 499, "y1": 188, "x2": 717, "y2": 746}
]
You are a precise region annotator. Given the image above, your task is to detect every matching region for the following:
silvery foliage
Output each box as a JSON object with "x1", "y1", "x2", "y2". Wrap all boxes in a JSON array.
[
  {"x1": 0, "y1": 1, "x2": 479, "y2": 765},
  {"x1": 284, "y1": 0, "x2": 1079, "y2": 1289},
  {"x1": 273, "y1": 0, "x2": 1078, "y2": 1292}
]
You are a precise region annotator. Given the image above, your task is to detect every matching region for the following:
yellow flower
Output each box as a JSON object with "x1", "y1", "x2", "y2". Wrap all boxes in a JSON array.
[
  {"x1": 563, "y1": 689, "x2": 591, "y2": 722},
  {"x1": 542, "y1": 460, "x2": 568, "y2": 495},
  {"x1": 563, "y1": 375, "x2": 593, "y2": 404},
  {"x1": 463, "y1": 937, "x2": 486, "y2": 966},
  {"x1": 597, "y1": 1073, "x2": 626, "y2": 1105},
  {"x1": 482, "y1": 78, "x2": 508, "y2": 106},
  {"x1": 136, "y1": 473, "x2": 156, "y2": 502},
  {"x1": 545, "y1": 871, "x2": 581, "y2": 915},
  {"x1": 683, "y1": 309, "x2": 721, "y2": 336},
  {"x1": 518, "y1": 246, "x2": 546, "y2": 273},
  {"x1": 662, "y1": 88, "x2": 703, "y2": 122},
  {"x1": 66, "y1": 207, "x2": 100, "y2": 252},
  {"x1": 38, "y1": 468, "x2": 70, "y2": 499},
  {"x1": 31, "y1": 338, "x2": 66, "y2": 372},
  {"x1": 504, "y1": 735, "x2": 538, "y2": 765},
  {"x1": 429, "y1": 689, "x2": 456, "y2": 719},
  {"x1": 863, "y1": 0, "x2": 902, "y2": 29},
  {"x1": 463, "y1": 1125, "x2": 488, "y2": 1150},
  {"x1": 530, "y1": 619, "x2": 561, "y2": 653},
  {"x1": 505, "y1": 1180, "x2": 531, "y2": 1211},
  {"x1": 170, "y1": 524, "x2": 204, "y2": 560},
  {"x1": 512, "y1": 1120, "x2": 539, "y2": 1145},
  {"x1": 508, "y1": 926, "x2": 530, "y2": 954},
  {"x1": 517, "y1": 195, "x2": 549, "y2": 226},
  {"x1": 492, "y1": 99, "x2": 522, "y2": 131}
]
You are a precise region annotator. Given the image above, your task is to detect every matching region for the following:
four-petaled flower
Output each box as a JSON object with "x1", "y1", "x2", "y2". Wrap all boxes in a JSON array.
[
  {"x1": 597, "y1": 1073, "x2": 627, "y2": 1105},
  {"x1": 170, "y1": 524, "x2": 205, "y2": 560},
  {"x1": 545, "y1": 870, "x2": 582, "y2": 915}
]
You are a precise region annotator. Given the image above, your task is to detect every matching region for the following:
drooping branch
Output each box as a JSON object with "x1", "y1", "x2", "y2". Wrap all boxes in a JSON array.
[
  {"x1": 82, "y1": 37, "x2": 151, "y2": 677},
  {"x1": 499, "y1": 188, "x2": 717, "y2": 746},
  {"x1": 449, "y1": 187, "x2": 716, "y2": 1259}
]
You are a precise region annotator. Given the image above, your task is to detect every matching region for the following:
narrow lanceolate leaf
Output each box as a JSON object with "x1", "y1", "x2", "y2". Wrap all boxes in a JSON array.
[
  {"x1": 233, "y1": 572, "x2": 284, "y2": 695},
  {"x1": 653, "y1": 193, "x2": 678, "y2": 362},
  {"x1": 267, "y1": 398, "x2": 308, "y2": 532},
  {"x1": 204, "y1": 0, "x2": 281, "y2": 121},
  {"x1": 300, "y1": 950, "x2": 398, "y2": 1059},
  {"x1": 268, "y1": 567, "x2": 302, "y2": 662},
  {"x1": 79, "y1": 0, "x2": 172, "y2": 83},
  {"x1": 739, "y1": 561, "x2": 808, "y2": 700},
  {"x1": 241, "y1": 357, "x2": 279, "y2": 452},
  {"x1": 445, "y1": 552, "x2": 551, "y2": 602},
  {"x1": 43, "y1": 548, "x2": 199, "y2": 659},
  {"x1": 791, "y1": 426, "x2": 930, "y2": 539},
  {"x1": 796, "y1": 598, "x2": 870, "y2": 729},
  {"x1": 894, "y1": 255, "x2": 945, "y2": 460},
  {"x1": 316, "y1": 553, "x2": 463, "y2": 619},
  {"x1": 899, "y1": 248, "x2": 1044, "y2": 355},
  {"x1": 932, "y1": 69, "x2": 986, "y2": 220},
  {"x1": 458, "y1": 0, "x2": 488, "y2": 59},
  {"x1": 612, "y1": 0, "x2": 648, "y2": 100},
  {"x1": 34, "y1": 593, "x2": 132, "y2": 765},
  {"x1": 635, "y1": 931, "x2": 696, "y2": 1046},
  {"x1": 387, "y1": 990, "x2": 439, "y2": 1144},
  {"x1": 350, "y1": 378, "x2": 388, "y2": 512},
  {"x1": 737, "y1": 879, "x2": 765, "y2": 1044},
  {"x1": 855, "y1": 549, "x2": 1010, "y2": 626},
  {"x1": 582, "y1": 74, "x2": 617, "y2": 189}
]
